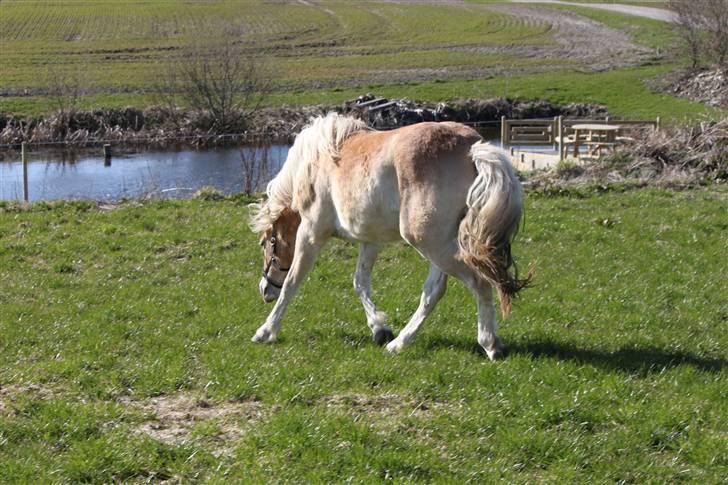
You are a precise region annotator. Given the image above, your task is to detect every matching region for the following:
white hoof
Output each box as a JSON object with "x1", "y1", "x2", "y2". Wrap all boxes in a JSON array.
[
  {"x1": 385, "y1": 339, "x2": 405, "y2": 354},
  {"x1": 482, "y1": 337, "x2": 507, "y2": 361},
  {"x1": 251, "y1": 326, "x2": 277, "y2": 343}
]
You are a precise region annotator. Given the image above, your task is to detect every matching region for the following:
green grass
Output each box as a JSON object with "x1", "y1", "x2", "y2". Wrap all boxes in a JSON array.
[
  {"x1": 261, "y1": 65, "x2": 722, "y2": 122},
  {"x1": 0, "y1": 0, "x2": 720, "y2": 121},
  {"x1": 0, "y1": 1, "x2": 550, "y2": 92},
  {"x1": 3, "y1": 65, "x2": 723, "y2": 121},
  {"x1": 0, "y1": 187, "x2": 726, "y2": 481}
]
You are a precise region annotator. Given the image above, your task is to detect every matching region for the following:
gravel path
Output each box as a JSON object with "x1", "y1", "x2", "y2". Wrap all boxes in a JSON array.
[{"x1": 512, "y1": 0, "x2": 677, "y2": 23}]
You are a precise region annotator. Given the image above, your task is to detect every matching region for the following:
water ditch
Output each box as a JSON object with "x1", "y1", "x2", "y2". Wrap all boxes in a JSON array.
[{"x1": 0, "y1": 144, "x2": 290, "y2": 202}]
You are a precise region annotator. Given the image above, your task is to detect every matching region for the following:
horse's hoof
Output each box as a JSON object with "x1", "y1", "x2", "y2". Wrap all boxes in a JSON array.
[
  {"x1": 485, "y1": 339, "x2": 508, "y2": 361},
  {"x1": 385, "y1": 339, "x2": 404, "y2": 353},
  {"x1": 251, "y1": 327, "x2": 276, "y2": 343},
  {"x1": 373, "y1": 327, "x2": 395, "y2": 346}
]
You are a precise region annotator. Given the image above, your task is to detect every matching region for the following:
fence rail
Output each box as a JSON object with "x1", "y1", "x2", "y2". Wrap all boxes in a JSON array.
[{"x1": 501, "y1": 116, "x2": 661, "y2": 160}]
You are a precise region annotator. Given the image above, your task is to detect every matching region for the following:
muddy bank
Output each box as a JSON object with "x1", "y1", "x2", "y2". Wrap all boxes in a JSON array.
[{"x1": 0, "y1": 97, "x2": 607, "y2": 149}]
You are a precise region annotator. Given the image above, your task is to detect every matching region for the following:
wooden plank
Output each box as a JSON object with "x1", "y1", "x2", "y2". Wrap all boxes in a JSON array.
[
  {"x1": 368, "y1": 101, "x2": 397, "y2": 111},
  {"x1": 355, "y1": 97, "x2": 387, "y2": 108}
]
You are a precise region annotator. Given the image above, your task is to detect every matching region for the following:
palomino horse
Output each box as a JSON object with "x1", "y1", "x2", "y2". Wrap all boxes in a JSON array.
[{"x1": 250, "y1": 113, "x2": 530, "y2": 360}]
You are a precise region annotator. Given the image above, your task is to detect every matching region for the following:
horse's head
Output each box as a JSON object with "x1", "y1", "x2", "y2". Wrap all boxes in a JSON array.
[{"x1": 258, "y1": 208, "x2": 301, "y2": 303}]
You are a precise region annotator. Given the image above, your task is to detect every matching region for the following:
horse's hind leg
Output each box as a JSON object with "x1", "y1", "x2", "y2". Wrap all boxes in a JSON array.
[
  {"x1": 354, "y1": 243, "x2": 394, "y2": 345},
  {"x1": 471, "y1": 280, "x2": 506, "y2": 360},
  {"x1": 408, "y1": 243, "x2": 505, "y2": 361},
  {"x1": 386, "y1": 263, "x2": 447, "y2": 353}
]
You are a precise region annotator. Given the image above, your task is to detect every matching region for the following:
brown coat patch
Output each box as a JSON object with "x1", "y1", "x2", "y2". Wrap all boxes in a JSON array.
[
  {"x1": 393, "y1": 122, "x2": 482, "y2": 182},
  {"x1": 262, "y1": 207, "x2": 301, "y2": 271}
]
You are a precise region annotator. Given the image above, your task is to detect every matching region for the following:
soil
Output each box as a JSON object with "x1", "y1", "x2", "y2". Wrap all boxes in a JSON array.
[
  {"x1": 0, "y1": 384, "x2": 56, "y2": 416},
  {"x1": 120, "y1": 393, "x2": 269, "y2": 456}
]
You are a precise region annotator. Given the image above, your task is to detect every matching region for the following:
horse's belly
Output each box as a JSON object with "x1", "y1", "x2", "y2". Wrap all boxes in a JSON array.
[
  {"x1": 332, "y1": 167, "x2": 402, "y2": 242},
  {"x1": 335, "y1": 207, "x2": 401, "y2": 242}
]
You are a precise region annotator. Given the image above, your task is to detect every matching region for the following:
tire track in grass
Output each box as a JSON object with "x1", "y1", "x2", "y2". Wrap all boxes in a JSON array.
[{"x1": 457, "y1": 4, "x2": 655, "y2": 71}]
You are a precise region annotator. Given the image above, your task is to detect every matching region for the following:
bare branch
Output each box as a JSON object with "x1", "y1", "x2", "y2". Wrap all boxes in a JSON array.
[{"x1": 156, "y1": 30, "x2": 272, "y2": 133}]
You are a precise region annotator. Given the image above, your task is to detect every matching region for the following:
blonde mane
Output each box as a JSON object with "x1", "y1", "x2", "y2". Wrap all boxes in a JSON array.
[{"x1": 249, "y1": 112, "x2": 368, "y2": 233}]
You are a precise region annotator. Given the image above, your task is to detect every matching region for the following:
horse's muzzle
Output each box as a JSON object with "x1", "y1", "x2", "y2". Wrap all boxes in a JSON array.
[{"x1": 259, "y1": 277, "x2": 279, "y2": 303}]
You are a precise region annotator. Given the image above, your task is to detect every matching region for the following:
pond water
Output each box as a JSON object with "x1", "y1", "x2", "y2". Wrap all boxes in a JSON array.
[
  {"x1": 0, "y1": 129, "x2": 503, "y2": 202},
  {"x1": 0, "y1": 145, "x2": 290, "y2": 202}
]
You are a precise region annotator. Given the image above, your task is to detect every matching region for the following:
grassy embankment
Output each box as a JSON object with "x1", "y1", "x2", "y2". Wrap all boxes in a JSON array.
[
  {"x1": 0, "y1": 187, "x2": 726, "y2": 481},
  {"x1": 0, "y1": 0, "x2": 722, "y2": 121}
]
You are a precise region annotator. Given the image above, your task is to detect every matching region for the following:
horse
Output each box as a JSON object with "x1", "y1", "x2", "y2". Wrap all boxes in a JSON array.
[{"x1": 249, "y1": 113, "x2": 531, "y2": 360}]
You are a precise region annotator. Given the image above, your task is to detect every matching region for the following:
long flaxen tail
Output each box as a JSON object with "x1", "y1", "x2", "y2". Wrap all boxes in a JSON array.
[{"x1": 457, "y1": 142, "x2": 533, "y2": 317}]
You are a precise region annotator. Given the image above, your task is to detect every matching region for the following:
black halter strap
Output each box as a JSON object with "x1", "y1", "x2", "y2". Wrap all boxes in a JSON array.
[
  {"x1": 262, "y1": 235, "x2": 290, "y2": 289},
  {"x1": 262, "y1": 264, "x2": 290, "y2": 289}
]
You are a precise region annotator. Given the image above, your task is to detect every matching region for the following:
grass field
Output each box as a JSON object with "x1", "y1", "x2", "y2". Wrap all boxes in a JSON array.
[
  {"x1": 0, "y1": 187, "x2": 726, "y2": 481},
  {"x1": 0, "y1": 0, "x2": 721, "y2": 121}
]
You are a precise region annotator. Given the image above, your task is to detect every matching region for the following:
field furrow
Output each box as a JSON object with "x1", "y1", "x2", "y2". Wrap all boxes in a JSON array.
[{"x1": 0, "y1": 0, "x2": 703, "y2": 120}]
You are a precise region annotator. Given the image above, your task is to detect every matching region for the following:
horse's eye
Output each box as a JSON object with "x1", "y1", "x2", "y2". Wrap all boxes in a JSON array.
[
  {"x1": 259, "y1": 240, "x2": 265, "y2": 247},
  {"x1": 270, "y1": 236, "x2": 276, "y2": 245}
]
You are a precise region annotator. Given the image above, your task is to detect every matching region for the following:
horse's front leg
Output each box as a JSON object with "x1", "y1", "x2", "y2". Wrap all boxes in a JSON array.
[
  {"x1": 386, "y1": 263, "x2": 447, "y2": 353},
  {"x1": 354, "y1": 243, "x2": 394, "y2": 345},
  {"x1": 252, "y1": 221, "x2": 326, "y2": 343}
]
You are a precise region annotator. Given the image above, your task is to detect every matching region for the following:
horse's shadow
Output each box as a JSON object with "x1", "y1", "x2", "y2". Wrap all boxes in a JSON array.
[{"x1": 423, "y1": 336, "x2": 726, "y2": 375}]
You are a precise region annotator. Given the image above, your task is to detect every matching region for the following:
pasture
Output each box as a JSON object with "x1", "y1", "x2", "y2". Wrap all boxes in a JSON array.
[
  {"x1": 0, "y1": 0, "x2": 718, "y2": 120},
  {"x1": 0, "y1": 187, "x2": 725, "y2": 481}
]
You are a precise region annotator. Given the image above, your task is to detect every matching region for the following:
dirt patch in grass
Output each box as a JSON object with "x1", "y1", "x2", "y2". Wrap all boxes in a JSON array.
[
  {"x1": 324, "y1": 393, "x2": 430, "y2": 417},
  {"x1": 322, "y1": 393, "x2": 462, "y2": 425},
  {"x1": 120, "y1": 392, "x2": 456, "y2": 454},
  {"x1": 0, "y1": 384, "x2": 56, "y2": 416},
  {"x1": 121, "y1": 394, "x2": 270, "y2": 455}
]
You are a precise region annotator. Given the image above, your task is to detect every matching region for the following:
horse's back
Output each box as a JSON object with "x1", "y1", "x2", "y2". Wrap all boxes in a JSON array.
[
  {"x1": 330, "y1": 122, "x2": 480, "y2": 244},
  {"x1": 392, "y1": 122, "x2": 481, "y2": 181}
]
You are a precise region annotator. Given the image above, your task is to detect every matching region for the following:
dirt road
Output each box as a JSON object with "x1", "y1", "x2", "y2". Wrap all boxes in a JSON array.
[
  {"x1": 477, "y1": 4, "x2": 654, "y2": 69},
  {"x1": 512, "y1": 0, "x2": 677, "y2": 23}
]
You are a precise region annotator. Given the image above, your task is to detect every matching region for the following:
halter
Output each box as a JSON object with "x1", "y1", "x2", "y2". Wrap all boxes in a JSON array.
[{"x1": 262, "y1": 235, "x2": 290, "y2": 289}]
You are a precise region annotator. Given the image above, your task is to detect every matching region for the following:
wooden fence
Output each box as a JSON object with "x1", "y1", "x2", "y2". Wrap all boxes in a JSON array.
[{"x1": 501, "y1": 116, "x2": 661, "y2": 160}]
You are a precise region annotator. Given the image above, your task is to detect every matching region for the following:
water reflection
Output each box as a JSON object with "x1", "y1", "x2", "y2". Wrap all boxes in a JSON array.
[{"x1": 0, "y1": 145, "x2": 289, "y2": 202}]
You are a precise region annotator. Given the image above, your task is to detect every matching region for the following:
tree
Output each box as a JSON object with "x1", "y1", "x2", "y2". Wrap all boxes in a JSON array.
[
  {"x1": 669, "y1": 0, "x2": 728, "y2": 73},
  {"x1": 43, "y1": 64, "x2": 89, "y2": 115},
  {"x1": 159, "y1": 38, "x2": 271, "y2": 133},
  {"x1": 670, "y1": 0, "x2": 704, "y2": 69}
]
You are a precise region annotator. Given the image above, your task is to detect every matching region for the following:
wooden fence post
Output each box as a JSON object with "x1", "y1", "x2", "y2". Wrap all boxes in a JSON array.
[
  {"x1": 558, "y1": 115, "x2": 564, "y2": 161},
  {"x1": 501, "y1": 116, "x2": 507, "y2": 147},
  {"x1": 656, "y1": 116, "x2": 661, "y2": 131},
  {"x1": 22, "y1": 142, "x2": 29, "y2": 202},
  {"x1": 103, "y1": 144, "x2": 112, "y2": 166}
]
